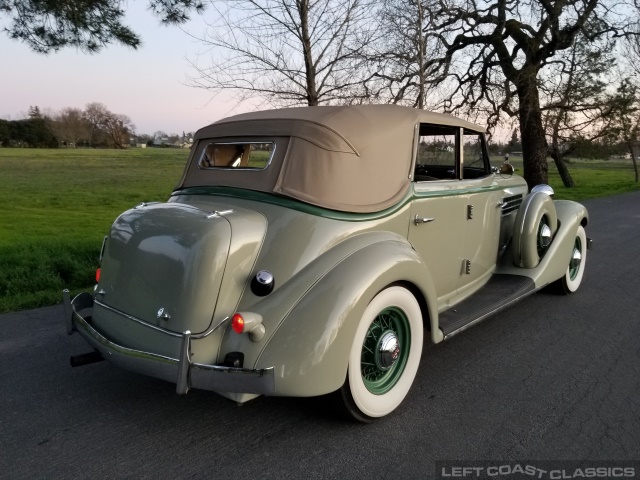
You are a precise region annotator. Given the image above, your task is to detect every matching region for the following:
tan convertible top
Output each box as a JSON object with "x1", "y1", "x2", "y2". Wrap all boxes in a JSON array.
[{"x1": 177, "y1": 105, "x2": 484, "y2": 213}]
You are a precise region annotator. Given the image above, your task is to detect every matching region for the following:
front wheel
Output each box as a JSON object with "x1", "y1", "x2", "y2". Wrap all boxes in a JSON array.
[
  {"x1": 334, "y1": 286, "x2": 423, "y2": 422},
  {"x1": 554, "y1": 225, "x2": 587, "y2": 294}
]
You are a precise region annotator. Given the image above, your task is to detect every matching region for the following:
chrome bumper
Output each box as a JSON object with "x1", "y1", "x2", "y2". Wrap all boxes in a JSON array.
[{"x1": 63, "y1": 290, "x2": 275, "y2": 396}]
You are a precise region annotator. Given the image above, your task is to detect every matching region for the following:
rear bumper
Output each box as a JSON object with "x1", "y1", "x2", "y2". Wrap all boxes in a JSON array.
[{"x1": 63, "y1": 290, "x2": 275, "y2": 396}]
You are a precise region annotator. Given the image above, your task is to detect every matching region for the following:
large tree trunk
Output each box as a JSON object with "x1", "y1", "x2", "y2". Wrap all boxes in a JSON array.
[
  {"x1": 550, "y1": 151, "x2": 575, "y2": 188},
  {"x1": 549, "y1": 137, "x2": 575, "y2": 187},
  {"x1": 516, "y1": 78, "x2": 548, "y2": 189}
]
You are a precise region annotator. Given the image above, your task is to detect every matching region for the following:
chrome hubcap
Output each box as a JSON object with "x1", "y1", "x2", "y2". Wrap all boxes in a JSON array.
[
  {"x1": 570, "y1": 248, "x2": 582, "y2": 270},
  {"x1": 376, "y1": 331, "x2": 400, "y2": 370},
  {"x1": 538, "y1": 223, "x2": 552, "y2": 249},
  {"x1": 568, "y1": 235, "x2": 583, "y2": 281}
]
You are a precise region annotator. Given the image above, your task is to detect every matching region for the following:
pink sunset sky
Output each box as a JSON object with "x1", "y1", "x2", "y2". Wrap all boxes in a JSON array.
[{"x1": 0, "y1": 2, "x2": 252, "y2": 136}]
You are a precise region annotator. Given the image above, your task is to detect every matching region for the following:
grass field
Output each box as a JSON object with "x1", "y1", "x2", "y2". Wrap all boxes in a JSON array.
[
  {"x1": 505, "y1": 156, "x2": 640, "y2": 201},
  {"x1": 1, "y1": 147, "x2": 638, "y2": 313},
  {"x1": 0, "y1": 148, "x2": 188, "y2": 312}
]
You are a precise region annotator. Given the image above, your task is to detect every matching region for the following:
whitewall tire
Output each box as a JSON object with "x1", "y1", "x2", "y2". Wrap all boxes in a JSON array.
[
  {"x1": 334, "y1": 286, "x2": 423, "y2": 422},
  {"x1": 556, "y1": 225, "x2": 587, "y2": 294}
]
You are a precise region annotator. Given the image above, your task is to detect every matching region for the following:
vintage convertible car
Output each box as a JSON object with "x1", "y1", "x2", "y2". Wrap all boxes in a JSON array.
[{"x1": 64, "y1": 105, "x2": 590, "y2": 421}]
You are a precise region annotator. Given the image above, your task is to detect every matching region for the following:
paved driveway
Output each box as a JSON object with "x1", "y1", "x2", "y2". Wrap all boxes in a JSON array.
[{"x1": 1, "y1": 192, "x2": 639, "y2": 479}]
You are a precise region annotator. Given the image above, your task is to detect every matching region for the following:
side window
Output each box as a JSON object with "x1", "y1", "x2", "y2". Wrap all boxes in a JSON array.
[
  {"x1": 414, "y1": 125, "x2": 490, "y2": 181},
  {"x1": 414, "y1": 124, "x2": 458, "y2": 181},
  {"x1": 463, "y1": 130, "x2": 490, "y2": 178},
  {"x1": 199, "y1": 142, "x2": 275, "y2": 170}
]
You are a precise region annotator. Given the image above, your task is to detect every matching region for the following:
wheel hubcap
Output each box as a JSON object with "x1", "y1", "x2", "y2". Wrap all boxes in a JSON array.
[
  {"x1": 376, "y1": 331, "x2": 400, "y2": 370},
  {"x1": 361, "y1": 307, "x2": 410, "y2": 395},
  {"x1": 537, "y1": 220, "x2": 552, "y2": 255},
  {"x1": 569, "y1": 237, "x2": 582, "y2": 280}
]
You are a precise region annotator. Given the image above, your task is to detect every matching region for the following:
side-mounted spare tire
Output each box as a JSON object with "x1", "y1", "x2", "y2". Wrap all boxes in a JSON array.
[{"x1": 512, "y1": 191, "x2": 558, "y2": 269}]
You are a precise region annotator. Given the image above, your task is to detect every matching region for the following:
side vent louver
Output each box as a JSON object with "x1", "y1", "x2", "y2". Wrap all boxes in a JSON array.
[{"x1": 501, "y1": 194, "x2": 523, "y2": 216}]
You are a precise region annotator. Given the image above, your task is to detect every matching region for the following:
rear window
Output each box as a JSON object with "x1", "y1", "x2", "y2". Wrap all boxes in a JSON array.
[{"x1": 198, "y1": 142, "x2": 275, "y2": 170}]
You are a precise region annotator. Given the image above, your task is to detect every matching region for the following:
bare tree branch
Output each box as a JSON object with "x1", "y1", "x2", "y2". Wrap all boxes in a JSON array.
[{"x1": 186, "y1": 0, "x2": 377, "y2": 106}]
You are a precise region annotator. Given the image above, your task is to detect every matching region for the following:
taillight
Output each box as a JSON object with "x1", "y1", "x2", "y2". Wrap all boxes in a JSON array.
[
  {"x1": 95, "y1": 268, "x2": 101, "y2": 283},
  {"x1": 230, "y1": 312, "x2": 265, "y2": 342},
  {"x1": 232, "y1": 313, "x2": 245, "y2": 334}
]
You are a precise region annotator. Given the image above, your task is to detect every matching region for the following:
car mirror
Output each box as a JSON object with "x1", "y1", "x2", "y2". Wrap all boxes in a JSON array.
[{"x1": 500, "y1": 162, "x2": 514, "y2": 175}]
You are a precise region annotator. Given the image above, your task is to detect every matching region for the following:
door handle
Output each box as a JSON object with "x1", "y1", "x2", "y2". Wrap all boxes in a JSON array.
[{"x1": 414, "y1": 215, "x2": 435, "y2": 225}]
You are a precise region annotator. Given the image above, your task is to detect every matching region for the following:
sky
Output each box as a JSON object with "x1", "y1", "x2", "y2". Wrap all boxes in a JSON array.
[{"x1": 0, "y1": 3, "x2": 251, "y2": 136}]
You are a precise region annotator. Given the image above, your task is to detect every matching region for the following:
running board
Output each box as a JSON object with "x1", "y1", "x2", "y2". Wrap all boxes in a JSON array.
[{"x1": 439, "y1": 274, "x2": 535, "y2": 340}]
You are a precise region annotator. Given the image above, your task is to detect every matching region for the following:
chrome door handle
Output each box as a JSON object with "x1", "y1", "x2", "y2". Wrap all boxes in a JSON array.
[{"x1": 414, "y1": 215, "x2": 435, "y2": 225}]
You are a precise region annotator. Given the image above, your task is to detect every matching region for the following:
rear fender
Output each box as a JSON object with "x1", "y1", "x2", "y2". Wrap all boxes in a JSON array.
[{"x1": 253, "y1": 239, "x2": 437, "y2": 397}]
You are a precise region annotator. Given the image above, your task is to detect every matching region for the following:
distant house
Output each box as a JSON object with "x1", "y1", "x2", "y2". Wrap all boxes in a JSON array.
[
  {"x1": 150, "y1": 132, "x2": 194, "y2": 148},
  {"x1": 153, "y1": 136, "x2": 171, "y2": 146}
]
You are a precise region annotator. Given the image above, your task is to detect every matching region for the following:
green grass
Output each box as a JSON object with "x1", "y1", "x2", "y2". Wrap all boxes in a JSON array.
[
  {"x1": 1, "y1": 148, "x2": 638, "y2": 313},
  {"x1": 0, "y1": 148, "x2": 188, "y2": 312},
  {"x1": 494, "y1": 156, "x2": 640, "y2": 201}
]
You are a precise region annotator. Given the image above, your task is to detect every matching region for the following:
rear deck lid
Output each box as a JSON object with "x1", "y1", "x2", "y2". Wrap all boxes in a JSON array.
[{"x1": 97, "y1": 202, "x2": 231, "y2": 334}]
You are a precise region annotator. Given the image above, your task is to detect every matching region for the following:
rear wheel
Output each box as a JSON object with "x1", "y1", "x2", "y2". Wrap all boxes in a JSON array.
[
  {"x1": 555, "y1": 225, "x2": 587, "y2": 294},
  {"x1": 334, "y1": 286, "x2": 423, "y2": 422}
]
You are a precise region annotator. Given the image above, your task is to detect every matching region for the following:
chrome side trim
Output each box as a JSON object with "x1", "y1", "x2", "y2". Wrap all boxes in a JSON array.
[
  {"x1": 95, "y1": 299, "x2": 183, "y2": 337},
  {"x1": 501, "y1": 193, "x2": 523, "y2": 216},
  {"x1": 66, "y1": 292, "x2": 275, "y2": 395},
  {"x1": 94, "y1": 299, "x2": 229, "y2": 339}
]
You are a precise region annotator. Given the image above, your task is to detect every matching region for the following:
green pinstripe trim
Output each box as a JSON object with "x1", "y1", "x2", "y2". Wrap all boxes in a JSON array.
[{"x1": 172, "y1": 182, "x2": 507, "y2": 221}]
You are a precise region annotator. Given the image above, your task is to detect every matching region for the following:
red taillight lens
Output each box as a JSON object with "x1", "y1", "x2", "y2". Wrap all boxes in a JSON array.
[
  {"x1": 95, "y1": 268, "x2": 101, "y2": 283},
  {"x1": 232, "y1": 313, "x2": 244, "y2": 334}
]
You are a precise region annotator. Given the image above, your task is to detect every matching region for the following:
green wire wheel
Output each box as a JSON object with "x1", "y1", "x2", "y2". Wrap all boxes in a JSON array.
[{"x1": 334, "y1": 286, "x2": 423, "y2": 422}]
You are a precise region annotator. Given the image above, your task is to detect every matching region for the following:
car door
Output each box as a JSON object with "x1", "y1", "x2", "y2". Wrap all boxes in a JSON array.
[
  {"x1": 457, "y1": 131, "x2": 503, "y2": 294},
  {"x1": 408, "y1": 124, "x2": 466, "y2": 308},
  {"x1": 408, "y1": 124, "x2": 500, "y2": 308},
  {"x1": 409, "y1": 186, "x2": 467, "y2": 308}
]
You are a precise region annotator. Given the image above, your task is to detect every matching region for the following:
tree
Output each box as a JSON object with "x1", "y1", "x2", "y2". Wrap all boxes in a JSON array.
[
  {"x1": 426, "y1": 0, "x2": 637, "y2": 188},
  {"x1": 187, "y1": 0, "x2": 376, "y2": 106},
  {"x1": 363, "y1": 0, "x2": 445, "y2": 108},
  {"x1": 51, "y1": 107, "x2": 90, "y2": 146},
  {"x1": 28, "y1": 105, "x2": 41, "y2": 118},
  {"x1": 0, "y1": 0, "x2": 204, "y2": 53},
  {"x1": 83, "y1": 103, "x2": 110, "y2": 147},
  {"x1": 604, "y1": 80, "x2": 640, "y2": 182},
  {"x1": 508, "y1": 129, "x2": 520, "y2": 150},
  {"x1": 538, "y1": 30, "x2": 615, "y2": 187},
  {"x1": 135, "y1": 133, "x2": 153, "y2": 146},
  {"x1": 0, "y1": 117, "x2": 57, "y2": 147},
  {"x1": 102, "y1": 112, "x2": 134, "y2": 149},
  {"x1": 0, "y1": 119, "x2": 10, "y2": 146},
  {"x1": 82, "y1": 102, "x2": 133, "y2": 148}
]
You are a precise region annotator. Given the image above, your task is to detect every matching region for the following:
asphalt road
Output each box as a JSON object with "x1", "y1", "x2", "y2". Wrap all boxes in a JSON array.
[{"x1": 1, "y1": 192, "x2": 639, "y2": 479}]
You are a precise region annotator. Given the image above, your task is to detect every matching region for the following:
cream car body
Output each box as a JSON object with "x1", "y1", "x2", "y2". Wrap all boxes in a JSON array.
[{"x1": 64, "y1": 105, "x2": 589, "y2": 421}]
